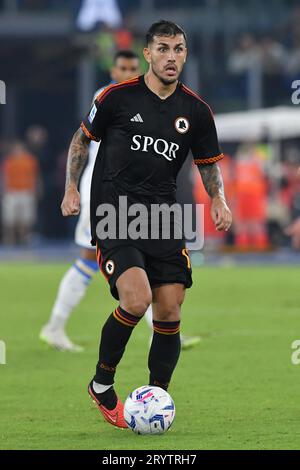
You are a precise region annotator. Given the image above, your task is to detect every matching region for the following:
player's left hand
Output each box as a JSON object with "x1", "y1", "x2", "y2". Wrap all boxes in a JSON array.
[{"x1": 211, "y1": 196, "x2": 232, "y2": 232}]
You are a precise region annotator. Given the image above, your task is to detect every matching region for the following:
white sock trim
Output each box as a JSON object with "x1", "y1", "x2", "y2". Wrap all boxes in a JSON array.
[
  {"x1": 144, "y1": 304, "x2": 153, "y2": 329},
  {"x1": 93, "y1": 381, "x2": 113, "y2": 394}
]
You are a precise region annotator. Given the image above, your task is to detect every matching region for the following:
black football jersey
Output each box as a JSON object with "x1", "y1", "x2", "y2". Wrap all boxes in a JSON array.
[{"x1": 81, "y1": 75, "x2": 223, "y2": 245}]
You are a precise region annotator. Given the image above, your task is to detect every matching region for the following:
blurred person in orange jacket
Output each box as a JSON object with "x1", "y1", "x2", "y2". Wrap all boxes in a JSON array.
[
  {"x1": 1, "y1": 141, "x2": 40, "y2": 245},
  {"x1": 193, "y1": 154, "x2": 234, "y2": 249},
  {"x1": 285, "y1": 165, "x2": 300, "y2": 248},
  {"x1": 234, "y1": 143, "x2": 269, "y2": 250}
]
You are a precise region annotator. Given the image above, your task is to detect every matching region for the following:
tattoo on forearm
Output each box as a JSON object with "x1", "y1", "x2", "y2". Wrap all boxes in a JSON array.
[
  {"x1": 65, "y1": 129, "x2": 90, "y2": 189},
  {"x1": 198, "y1": 163, "x2": 225, "y2": 199}
]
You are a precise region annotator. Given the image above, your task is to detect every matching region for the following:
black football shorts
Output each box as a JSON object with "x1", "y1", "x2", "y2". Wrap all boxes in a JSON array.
[{"x1": 96, "y1": 241, "x2": 193, "y2": 300}]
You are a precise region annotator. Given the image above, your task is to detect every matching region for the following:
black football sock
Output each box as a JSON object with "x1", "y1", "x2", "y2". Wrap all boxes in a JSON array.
[
  {"x1": 90, "y1": 382, "x2": 118, "y2": 411},
  {"x1": 148, "y1": 320, "x2": 181, "y2": 391},
  {"x1": 94, "y1": 306, "x2": 142, "y2": 399}
]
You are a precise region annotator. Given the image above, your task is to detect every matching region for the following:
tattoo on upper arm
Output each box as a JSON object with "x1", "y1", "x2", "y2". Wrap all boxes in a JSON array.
[
  {"x1": 198, "y1": 163, "x2": 225, "y2": 199},
  {"x1": 65, "y1": 129, "x2": 90, "y2": 189}
]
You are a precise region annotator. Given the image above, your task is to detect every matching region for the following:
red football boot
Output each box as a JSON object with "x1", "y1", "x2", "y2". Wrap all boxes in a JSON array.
[{"x1": 88, "y1": 382, "x2": 127, "y2": 429}]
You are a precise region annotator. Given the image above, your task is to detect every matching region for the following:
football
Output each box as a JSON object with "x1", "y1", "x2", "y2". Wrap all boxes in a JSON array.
[{"x1": 124, "y1": 386, "x2": 175, "y2": 435}]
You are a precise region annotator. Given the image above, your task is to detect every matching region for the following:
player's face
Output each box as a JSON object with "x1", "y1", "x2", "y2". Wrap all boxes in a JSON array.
[
  {"x1": 144, "y1": 34, "x2": 187, "y2": 85},
  {"x1": 111, "y1": 57, "x2": 140, "y2": 83}
]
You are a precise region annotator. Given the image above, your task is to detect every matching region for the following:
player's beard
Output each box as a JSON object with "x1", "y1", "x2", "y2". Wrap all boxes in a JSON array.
[{"x1": 152, "y1": 63, "x2": 179, "y2": 86}]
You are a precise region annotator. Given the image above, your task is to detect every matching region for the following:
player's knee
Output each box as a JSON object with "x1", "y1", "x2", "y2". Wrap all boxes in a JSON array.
[
  {"x1": 130, "y1": 300, "x2": 151, "y2": 316},
  {"x1": 155, "y1": 303, "x2": 181, "y2": 322},
  {"x1": 120, "y1": 290, "x2": 152, "y2": 317}
]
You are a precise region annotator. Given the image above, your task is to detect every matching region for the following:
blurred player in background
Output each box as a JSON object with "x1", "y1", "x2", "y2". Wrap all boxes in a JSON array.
[
  {"x1": 40, "y1": 50, "x2": 140, "y2": 351},
  {"x1": 40, "y1": 49, "x2": 201, "y2": 352}
]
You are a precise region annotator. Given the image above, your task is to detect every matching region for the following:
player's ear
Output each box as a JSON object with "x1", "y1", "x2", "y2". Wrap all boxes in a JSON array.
[
  {"x1": 143, "y1": 47, "x2": 151, "y2": 64},
  {"x1": 110, "y1": 66, "x2": 116, "y2": 81},
  {"x1": 183, "y1": 48, "x2": 188, "y2": 63}
]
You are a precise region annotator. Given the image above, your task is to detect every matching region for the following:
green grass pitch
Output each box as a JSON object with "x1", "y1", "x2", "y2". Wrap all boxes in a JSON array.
[{"x1": 0, "y1": 262, "x2": 300, "y2": 450}]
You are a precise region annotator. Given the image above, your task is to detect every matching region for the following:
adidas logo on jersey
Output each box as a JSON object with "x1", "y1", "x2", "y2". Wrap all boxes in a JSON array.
[{"x1": 130, "y1": 113, "x2": 143, "y2": 123}]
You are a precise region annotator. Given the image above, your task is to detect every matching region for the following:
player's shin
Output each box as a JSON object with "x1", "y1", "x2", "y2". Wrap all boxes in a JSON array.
[
  {"x1": 94, "y1": 307, "x2": 143, "y2": 386},
  {"x1": 148, "y1": 320, "x2": 181, "y2": 390}
]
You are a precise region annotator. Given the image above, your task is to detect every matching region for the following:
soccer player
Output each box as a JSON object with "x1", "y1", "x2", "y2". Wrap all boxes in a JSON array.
[
  {"x1": 61, "y1": 20, "x2": 232, "y2": 427},
  {"x1": 40, "y1": 49, "x2": 200, "y2": 352}
]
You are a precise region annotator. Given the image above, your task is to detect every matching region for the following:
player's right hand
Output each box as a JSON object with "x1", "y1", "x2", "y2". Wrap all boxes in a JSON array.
[
  {"x1": 61, "y1": 185, "x2": 81, "y2": 216},
  {"x1": 285, "y1": 217, "x2": 300, "y2": 249}
]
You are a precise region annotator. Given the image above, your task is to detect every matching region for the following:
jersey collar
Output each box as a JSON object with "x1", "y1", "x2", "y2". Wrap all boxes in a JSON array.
[{"x1": 139, "y1": 74, "x2": 180, "y2": 103}]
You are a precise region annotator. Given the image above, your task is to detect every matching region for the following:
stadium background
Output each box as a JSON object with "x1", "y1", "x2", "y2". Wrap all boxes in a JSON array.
[{"x1": 1, "y1": 0, "x2": 300, "y2": 451}]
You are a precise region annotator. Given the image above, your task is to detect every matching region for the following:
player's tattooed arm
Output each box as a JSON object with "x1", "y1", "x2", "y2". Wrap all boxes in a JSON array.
[
  {"x1": 65, "y1": 128, "x2": 90, "y2": 189},
  {"x1": 61, "y1": 128, "x2": 90, "y2": 217},
  {"x1": 198, "y1": 163, "x2": 232, "y2": 232},
  {"x1": 198, "y1": 163, "x2": 225, "y2": 201}
]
